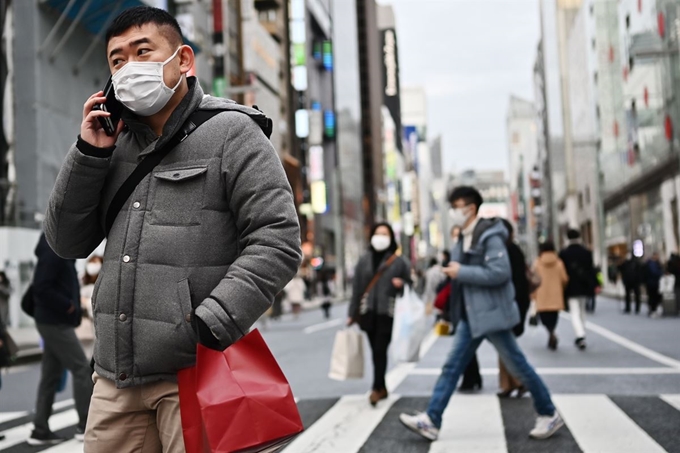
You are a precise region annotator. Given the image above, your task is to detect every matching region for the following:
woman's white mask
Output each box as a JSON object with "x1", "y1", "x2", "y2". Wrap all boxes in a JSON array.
[
  {"x1": 86, "y1": 262, "x2": 102, "y2": 276},
  {"x1": 371, "y1": 235, "x2": 391, "y2": 252},
  {"x1": 112, "y1": 47, "x2": 183, "y2": 117}
]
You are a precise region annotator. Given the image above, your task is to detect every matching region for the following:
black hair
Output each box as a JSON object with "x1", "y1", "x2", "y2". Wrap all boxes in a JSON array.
[
  {"x1": 449, "y1": 186, "x2": 483, "y2": 211},
  {"x1": 539, "y1": 241, "x2": 556, "y2": 254},
  {"x1": 567, "y1": 229, "x2": 581, "y2": 240},
  {"x1": 442, "y1": 250, "x2": 451, "y2": 267},
  {"x1": 106, "y1": 6, "x2": 183, "y2": 47},
  {"x1": 370, "y1": 222, "x2": 398, "y2": 253},
  {"x1": 429, "y1": 258, "x2": 438, "y2": 268}
]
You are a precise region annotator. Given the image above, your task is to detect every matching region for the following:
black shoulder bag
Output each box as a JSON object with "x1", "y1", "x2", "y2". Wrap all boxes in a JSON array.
[{"x1": 104, "y1": 107, "x2": 272, "y2": 235}]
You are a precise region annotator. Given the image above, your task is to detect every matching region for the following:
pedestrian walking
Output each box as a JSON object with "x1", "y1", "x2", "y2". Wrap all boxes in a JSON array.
[
  {"x1": 644, "y1": 252, "x2": 663, "y2": 317},
  {"x1": 497, "y1": 219, "x2": 531, "y2": 397},
  {"x1": 75, "y1": 255, "x2": 102, "y2": 359},
  {"x1": 284, "y1": 271, "x2": 307, "y2": 320},
  {"x1": 0, "y1": 271, "x2": 11, "y2": 327},
  {"x1": 619, "y1": 254, "x2": 643, "y2": 314},
  {"x1": 667, "y1": 253, "x2": 680, "y2": 315},
  {"x1": 532, "y1": 241, "x2": 568, "y2": 351},
  {"x1": 318, "y1": 270, "x2": 334, "y2": 320},
  {"x1": 347, "y1": 222, "x2": 411, "y2": 407},
  {"x1": 28, "y1": 234, "x2": 93, "y2": 446},
  {"x1": 271, "y1": 291, "x2": 284, "y2": 320},
  {"x1": 399, "y1": 186, "x2": 563, "y2": 441},
  {"x1": 423, "y1": 257, "x2": 446, "y2": 315},
  {"x1": 43, "y1": 7, "x2": 301, "y2": 452},
  {"x1": 559, "y1": 229, "x2": 598, "y2": 350},
  {"x1": 0, "y1": 309, "x2": 18, "y2": 441}
]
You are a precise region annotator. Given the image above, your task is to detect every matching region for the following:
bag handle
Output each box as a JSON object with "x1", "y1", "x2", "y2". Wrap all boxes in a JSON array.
[{"x1": 362, "y1": 254, "x2": 398, "y2": 299}]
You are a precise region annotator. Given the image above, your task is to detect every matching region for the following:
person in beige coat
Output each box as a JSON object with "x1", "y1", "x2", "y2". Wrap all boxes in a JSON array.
[{"x1": 532, "y1": 241, "x2": 568, "y2": 350}]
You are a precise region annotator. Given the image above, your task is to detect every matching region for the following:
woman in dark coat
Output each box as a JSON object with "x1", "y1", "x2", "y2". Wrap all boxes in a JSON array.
[
  {"x1": 497, "y1": 220, "x2": 531, "y2": 397},
  {"x1": 348, "y1": 222, "x2": 411, "y2": 406}
]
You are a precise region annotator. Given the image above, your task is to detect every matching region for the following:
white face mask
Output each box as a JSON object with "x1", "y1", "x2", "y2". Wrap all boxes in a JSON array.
[
  {"x1": 371, "y1": 235, "x2": 391, "y2": 252},
  {"x1": 86, "y1": 262, "x2": 102, "y2": 276},
  {"x1": 449, "y1": 207, "x2": 471, "y2": 228},
  {"x1": 112, "y1": 47, "x2": 183, "y2": 117}
]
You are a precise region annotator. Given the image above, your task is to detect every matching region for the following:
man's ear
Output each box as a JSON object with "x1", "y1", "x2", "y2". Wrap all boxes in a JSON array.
[{"x1": 178, "y1": 45, "x2": 195, "y2": 75}]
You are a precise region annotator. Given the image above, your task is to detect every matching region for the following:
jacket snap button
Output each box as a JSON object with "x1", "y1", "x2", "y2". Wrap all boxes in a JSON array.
[
  {"x1": 119, "y1": 313, "x2": 127, "y2": 322},
  {"x1": 119, "y1": 373, "x2": 127, "y2": 381},
  {"x1": 185, "y1": 313, "x2": 191, "y2": 323},
  {"x1": 123, "y1": 255, "x2": 130, "y2": 263},
  {"x1": 133, "y1": 202, "x2": 141, "y2": 209}
]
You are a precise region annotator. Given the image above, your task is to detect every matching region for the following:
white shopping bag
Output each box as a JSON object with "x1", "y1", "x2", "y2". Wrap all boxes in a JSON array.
[
  {"x1": 660, "y1": 275, "x2": 675, "y2": 298},
  {"x1": 391, "y1": 286, "x2": 429, "y2": 363},
  {"x1": 328, "y1": 328, "x2": 364, "y2": 380}
]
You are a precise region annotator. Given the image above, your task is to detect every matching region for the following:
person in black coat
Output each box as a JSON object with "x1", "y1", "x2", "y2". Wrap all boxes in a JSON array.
[
  {"x1": 497, "y1": 220, "x2": 530, "y2": 397},
  {"x1": 559, "y1": 229, "x2": 598, "y2": 350},
  {"x1": 29, "y1": 234, "x2": 93, "y2": 445},
  {"x1": 643, "y1": 253, "x2": 664, "y2": 316},
  {"x1": 618, "y1": 254, "x2": 643, "y2": 314}
]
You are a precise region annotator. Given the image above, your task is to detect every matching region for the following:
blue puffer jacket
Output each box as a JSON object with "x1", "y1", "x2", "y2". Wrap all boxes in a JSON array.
[{"x1": 449, "y1": 218, "x2": 520, "y2": 339}]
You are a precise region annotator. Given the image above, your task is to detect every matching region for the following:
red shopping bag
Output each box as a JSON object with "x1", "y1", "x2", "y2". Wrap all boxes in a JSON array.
[
  {"x1": 434, "y1": 283, "x2": 451, "y2": 311},
  {"x1": 178, "y1": 329, "x2": 304, "y2": 453}
]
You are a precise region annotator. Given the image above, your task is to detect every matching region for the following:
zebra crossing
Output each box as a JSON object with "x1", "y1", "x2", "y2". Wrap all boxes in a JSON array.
[{"x1": 0, "y1": 393, "x2": 677, "y2": 453}]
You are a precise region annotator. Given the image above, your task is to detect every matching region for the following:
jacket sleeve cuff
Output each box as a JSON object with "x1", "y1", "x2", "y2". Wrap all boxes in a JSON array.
[
  {"x1": 76, "y1": 135, "x2": 115, "y2": 158},
  {"x1": 191, "y1": 309, "x2": 222, "y2": 350}
]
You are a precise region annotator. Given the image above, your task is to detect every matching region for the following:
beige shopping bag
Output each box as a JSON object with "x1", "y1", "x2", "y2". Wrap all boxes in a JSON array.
[{"x1": 328, "y1": 329, "x2": 364, "y2": 380}]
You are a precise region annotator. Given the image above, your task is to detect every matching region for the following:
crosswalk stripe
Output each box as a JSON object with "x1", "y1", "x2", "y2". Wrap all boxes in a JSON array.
[
  {"x1": 553, "y1": 395, "x2": 666, "y2": 453},
  {"x1": 284, "y1": 394, "x2": 399, "y2": 453},
  {"x1": 37, "y1": 439, "x2": 83, "y2": 452},
  {"x1": 1, "y1": 394, "x2": 678, "y2": 452},
  {"x1": 0, "y1": 409, "x2": 78, "y2": 450},
  {"x1": 0, "y1": 413, "x2": 25, "y2": 425},
  {"x1": 660, "y1": 394, "x2": 680, "y2": 411},
  {"x1": 410, "y1": 366, "x2": 680, "y2": 375},
  {"x1": 429, "y1": 394, "x2": 507, "y2": 453}
]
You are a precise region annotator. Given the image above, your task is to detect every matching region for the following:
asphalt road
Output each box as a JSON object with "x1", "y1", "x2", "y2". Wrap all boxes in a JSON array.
[{"x1": 0, "y1": 296, "x2": 677, "y2": 452}]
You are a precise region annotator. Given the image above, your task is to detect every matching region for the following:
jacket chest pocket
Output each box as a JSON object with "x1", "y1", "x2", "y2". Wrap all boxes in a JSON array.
[{"x1": 148, "y1": 166, "x2": 208, "y2": 226}]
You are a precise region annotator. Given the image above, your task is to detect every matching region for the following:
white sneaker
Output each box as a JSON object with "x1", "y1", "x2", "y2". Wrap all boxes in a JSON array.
[
  {"x1": 529, "y1": 413, "x2": 564, "y2": 439},
  {"x1": 399, "y1": 412, "x2": 439, "y2": 441}
]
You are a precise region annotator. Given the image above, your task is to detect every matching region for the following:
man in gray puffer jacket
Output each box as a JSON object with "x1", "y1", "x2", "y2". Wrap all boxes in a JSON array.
[{"x1": 44, "y1": 6, "x2": 301, "y2": 452}]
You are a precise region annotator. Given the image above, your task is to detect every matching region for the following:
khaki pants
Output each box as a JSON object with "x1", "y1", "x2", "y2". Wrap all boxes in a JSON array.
[{"x1": 84, "y1": 373, "x2": 185, "y2": 453}]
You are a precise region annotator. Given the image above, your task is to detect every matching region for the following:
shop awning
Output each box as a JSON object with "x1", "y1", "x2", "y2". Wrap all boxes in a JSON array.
[{"x1": 40, "y1": 0, "x2": 201, "y2": 72}]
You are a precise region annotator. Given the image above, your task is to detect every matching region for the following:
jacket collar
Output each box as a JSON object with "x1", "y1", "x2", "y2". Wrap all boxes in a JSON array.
[{"x1": 122, "y1": 77, "x2": 204, "y2": 157}]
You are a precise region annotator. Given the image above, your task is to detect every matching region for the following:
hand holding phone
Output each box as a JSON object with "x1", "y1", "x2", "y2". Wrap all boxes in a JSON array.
[{"x1": 81, "y1": 77, "x2": 124, "y2": 148}]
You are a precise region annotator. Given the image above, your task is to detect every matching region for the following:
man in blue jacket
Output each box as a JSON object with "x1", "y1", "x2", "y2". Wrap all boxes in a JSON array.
[{"x1": 400, "y1": 186, "x2": 562, "y2": 441}]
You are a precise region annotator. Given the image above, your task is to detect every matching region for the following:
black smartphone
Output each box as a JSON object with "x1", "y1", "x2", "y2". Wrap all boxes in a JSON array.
[{"x1": 93, "y1": 76, "x2": 123, "y2": 136}]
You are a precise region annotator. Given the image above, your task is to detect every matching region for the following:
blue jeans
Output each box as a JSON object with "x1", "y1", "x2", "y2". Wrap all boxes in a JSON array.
[{"x1": 426, "y1": 320, "x2": 555, "y2": 428}]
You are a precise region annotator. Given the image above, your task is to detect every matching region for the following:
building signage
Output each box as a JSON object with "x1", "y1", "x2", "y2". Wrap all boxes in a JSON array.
[
  {"x1": 309, "y1": 110, "x2": 323, "y2": 145},
  {"x1": 311, "y1": 181, "x2": 328, "y2": 214},
  {"x1": 309, "y1": 145, "x2": 324, "y2": 181},
  {"x1": 295, "y1": 109, "x2": 309, "y2": 138},
  {"x1": 381, "y1": 28, "x2": 402, "y2": 153},
  {"x1": 383, "y1": 30, "x2": 397, "y2": 96}
]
